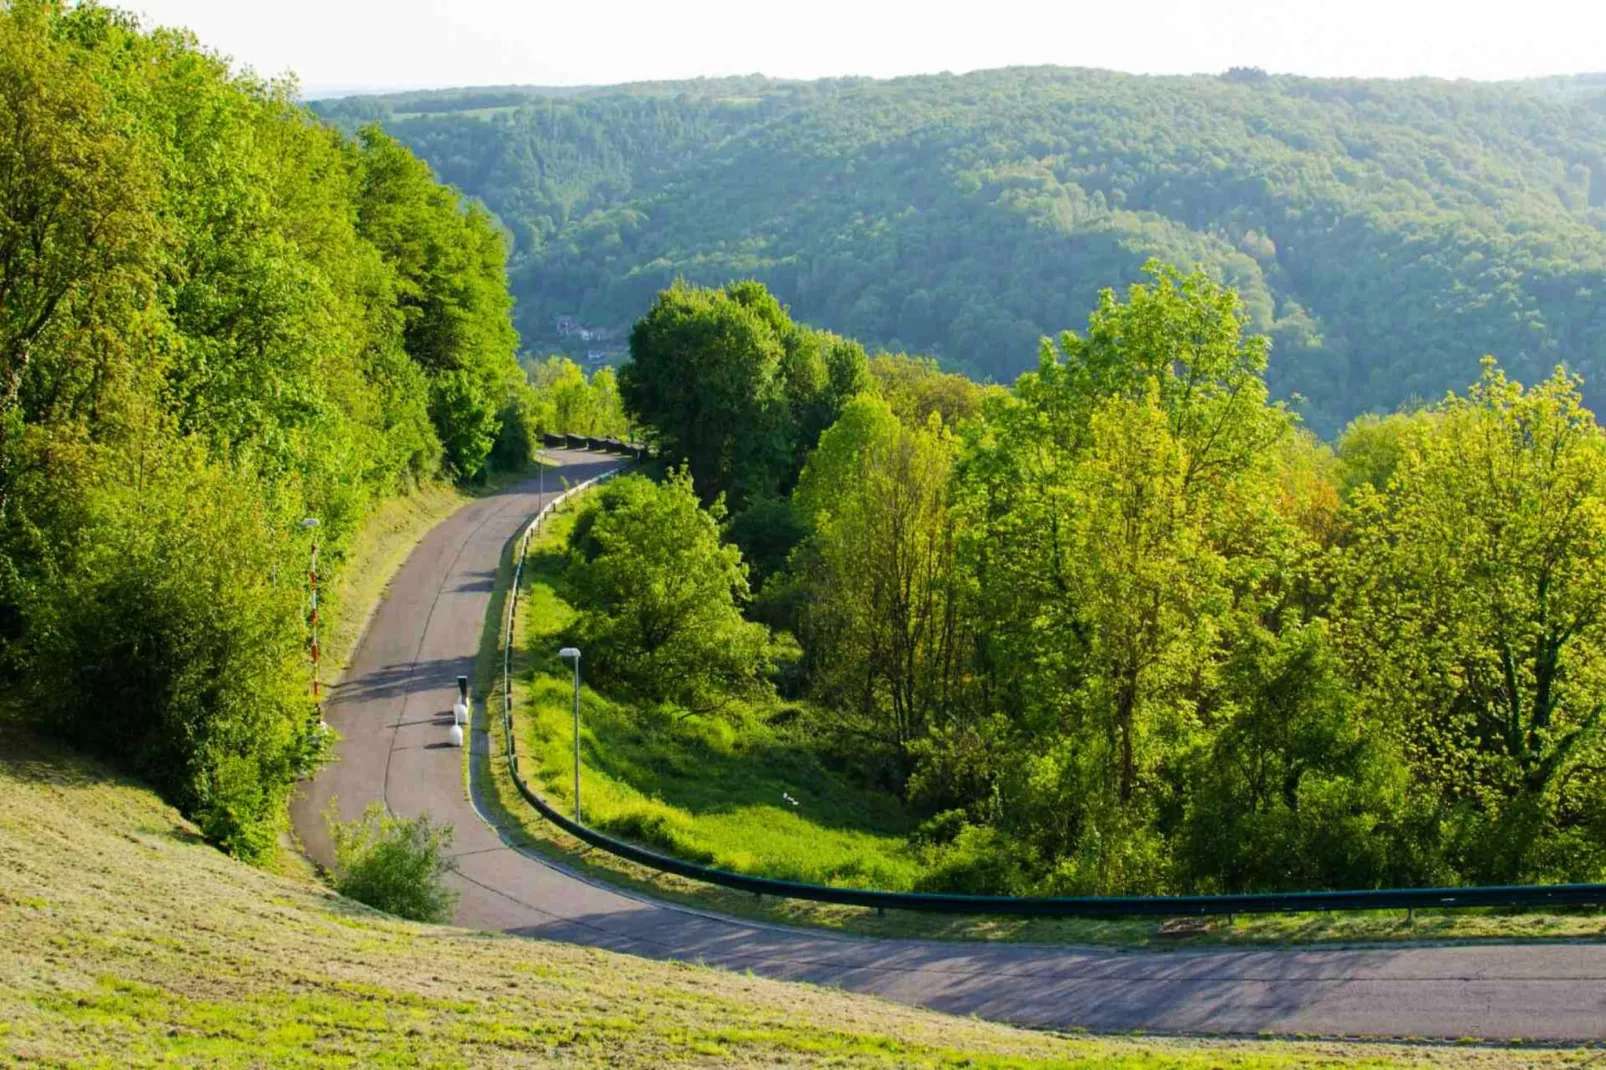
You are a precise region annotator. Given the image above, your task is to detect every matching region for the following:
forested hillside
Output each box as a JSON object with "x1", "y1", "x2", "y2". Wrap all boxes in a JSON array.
[
  {"x1": 0, "y1": 2, "x2": 559, "y2": 859},
  {"x1": 317, "y1": 69, "x2": 1606, "y2": 434}
]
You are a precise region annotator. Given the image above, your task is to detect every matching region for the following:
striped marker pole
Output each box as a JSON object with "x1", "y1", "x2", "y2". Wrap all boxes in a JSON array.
[{"x1": 299, "y1": 517, "x2": 322, "y2": 721}]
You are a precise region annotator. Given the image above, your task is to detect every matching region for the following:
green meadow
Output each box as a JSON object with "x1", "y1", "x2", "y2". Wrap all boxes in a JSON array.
[{"x1": 515, "y1": 505, "x2": 922, "y2": 891}]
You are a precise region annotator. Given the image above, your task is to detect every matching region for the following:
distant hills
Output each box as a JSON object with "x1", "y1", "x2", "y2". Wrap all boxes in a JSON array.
[{"x1": 316, "y1": 69, "x2": 1606, "y2": 434}]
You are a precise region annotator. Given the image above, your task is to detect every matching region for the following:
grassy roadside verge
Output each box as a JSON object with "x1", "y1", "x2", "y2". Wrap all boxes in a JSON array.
[
  {"x1": 15, "y1": 729, "x2": 1552, "y2": 1067},
  {"x1": 511, "y1": 510, "x2": 917, "y2": 888},
  {"x1": 479, "y1": 493, "x2": 1606, "y2": 951}
]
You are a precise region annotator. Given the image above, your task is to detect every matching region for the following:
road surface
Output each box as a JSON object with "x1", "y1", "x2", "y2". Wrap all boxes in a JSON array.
[{"x1": 292, "y1": 450, "x2": 1606, "y2": 1042}]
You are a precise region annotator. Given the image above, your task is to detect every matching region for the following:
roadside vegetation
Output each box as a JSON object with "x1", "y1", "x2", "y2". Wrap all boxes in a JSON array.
[
  {"x1": 516, "y1": 500, "x2": 918, "y2": 887},
  {"x1": 325, "y1": 802, "x2": 460, "y2": 923},
  {"x1": 0, "y1": 2, "x2": 626, "y2": 865},
  {"x1": 494, "y1": 495, "x2": 1606, "y2": 948},
  {"x1": 508, "y1": 270, "x2": 1606, "y2": 907},
  {"x1": 8, "y1": 724, "x2": 1554, "y2": 1068}
]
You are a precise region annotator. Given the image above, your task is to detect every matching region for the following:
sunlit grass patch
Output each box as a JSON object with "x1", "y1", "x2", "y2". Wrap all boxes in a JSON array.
[
  {"x1": 7, "y1": 723, "x2": 1520, "y2": 1066},
  {"x1": 513, "y1": 505, "x2": 922, "y2": 890}
]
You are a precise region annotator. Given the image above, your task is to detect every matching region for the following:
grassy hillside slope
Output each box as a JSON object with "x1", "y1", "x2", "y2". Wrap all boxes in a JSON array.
[
  {"x1": 6, "y1": 719, "x2": 1599, "y2": 1060},
  {"x1": 2, "y1": 725, "x2": 1552, "y2": 1067}
]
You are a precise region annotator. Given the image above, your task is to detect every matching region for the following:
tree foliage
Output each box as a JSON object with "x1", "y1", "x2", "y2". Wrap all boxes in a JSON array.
[
  {"x1": 1336, "y1": 363, "x2": 1606, "y2": 881},
  {"x1": 613, "y1": 264, "x2": 1606, "y2": 894},
  {"x1": 0, "y1": 2, "x2": 527, "y2": 859},
  {"x1": 565, "y1": 471, "x2": 780, "y2": 714},
  {"x1": 620, "y1": 280, "x2": 864, "y2": 510},
  {"x1": 326, "y1": 69, "x2": 1606, "y2": 435},
  {"x1": 792, "y1": 396, "x2": 959, "y2": 777}
]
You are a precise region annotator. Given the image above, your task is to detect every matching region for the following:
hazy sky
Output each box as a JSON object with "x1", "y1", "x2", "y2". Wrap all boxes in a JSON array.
[{"x1": 128, "y1": 0, "x2": 1606, "y2": 97}]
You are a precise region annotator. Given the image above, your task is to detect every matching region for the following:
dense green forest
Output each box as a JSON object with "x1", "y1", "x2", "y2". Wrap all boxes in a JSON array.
[
  {"x1": 11, "y1": 0, "x2": 1606, "y2": 900},
  {"x1": 558, "y1": 274, "x2": 1606, "y2": 896},
  {"x1": 317, "y1": 69, "x2": 1606, "y2": 435},
  {"x1": 0, "y1": 2, "x2": 626, "y2": 860}
]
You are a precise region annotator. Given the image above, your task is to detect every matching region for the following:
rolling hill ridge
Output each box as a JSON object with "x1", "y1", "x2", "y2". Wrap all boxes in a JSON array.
[{"x1": 318, "y1": 68, "x2": 1606, "y2": 433}]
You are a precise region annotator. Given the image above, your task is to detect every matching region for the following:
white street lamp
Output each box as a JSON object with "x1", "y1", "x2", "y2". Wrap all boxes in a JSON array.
[{"x1": 558, "y1": 647, "x2": 582, "y2": 821}]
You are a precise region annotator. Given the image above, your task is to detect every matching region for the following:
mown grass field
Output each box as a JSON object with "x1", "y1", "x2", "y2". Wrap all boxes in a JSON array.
[
  {"x1": 6, "y1": 724, "x2": 1570, "y2": 1067},
  {"x1": 494, "y1": 495, "x2": 1606, "y2": 951}
]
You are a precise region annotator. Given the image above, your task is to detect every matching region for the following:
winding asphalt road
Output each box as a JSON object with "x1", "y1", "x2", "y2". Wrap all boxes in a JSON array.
[{"x1": 291, "y1": 450, "x2": 1606, "y2": 1043}]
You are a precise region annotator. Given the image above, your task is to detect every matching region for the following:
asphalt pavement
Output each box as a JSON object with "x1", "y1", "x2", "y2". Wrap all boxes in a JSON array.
[{"x1": 291, "y1": 450, "x2": 1606, "y2": 1043}]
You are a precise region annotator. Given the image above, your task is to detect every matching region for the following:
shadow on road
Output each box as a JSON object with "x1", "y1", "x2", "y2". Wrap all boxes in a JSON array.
[
  {"x1": 336, "y1": 656, "x2": 477, "y2": 706},
  {"x1": 504, "y1": 902, "x2": 1421, "y2": 1035}
]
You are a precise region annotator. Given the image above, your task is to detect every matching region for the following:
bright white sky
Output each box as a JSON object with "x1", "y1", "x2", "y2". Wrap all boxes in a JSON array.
[{"x1": 127, "y1": 0, "x2": 1605, "y2": 97}]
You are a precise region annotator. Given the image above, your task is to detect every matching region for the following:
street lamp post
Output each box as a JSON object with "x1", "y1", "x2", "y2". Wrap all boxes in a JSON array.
[{"x1": 559, "y1": 647, "x2": 582, "y2": 821}]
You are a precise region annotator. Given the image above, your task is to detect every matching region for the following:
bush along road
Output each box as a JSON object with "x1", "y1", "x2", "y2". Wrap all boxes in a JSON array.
[{"x1": 291, "y1": 450, "x2": 1606, "y2": 1043}]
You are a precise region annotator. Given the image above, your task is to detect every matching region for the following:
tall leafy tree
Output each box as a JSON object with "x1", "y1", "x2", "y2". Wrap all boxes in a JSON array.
[
  {"x1": 1337, "y1": 363, "x2": 1606, "y2": 880},
  {"x1": 793, "y1": 395, "x2": 960, "y2": 776},
  {"x1": 354, "y1": 126, "x2": 520, "y2": 476},
  {"x1": 621, "y1": 280, "x2": 864, "y2": 509},
  {"x1": 565, "y1": 471, "x2": 778, "y2": 713},
  {"x1": 622, "y1": 281, "x2": 790, "y2": 508}
]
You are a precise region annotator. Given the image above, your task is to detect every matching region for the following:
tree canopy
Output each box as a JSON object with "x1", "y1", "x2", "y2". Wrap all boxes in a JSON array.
[
  {"x1": 321, "y1": 68, "x2": 1606, "y2": 435},
  {"x1": 0, "y1": 1, "x2": 526, "y2": 859},
  {"x1": 621, "y1": 280, "x2": 865, "y2": 509},
  {"x1": 604, "y1": 267, "x2": 1606, "y2": 895},
  {"x1": 565, "y1": 471, "x2": 780, "y2": 714}
]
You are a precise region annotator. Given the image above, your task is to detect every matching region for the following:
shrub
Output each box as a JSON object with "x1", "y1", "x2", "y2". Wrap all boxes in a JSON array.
[
  {"x1": 27, "y1": 443, "x2": 320, "y2": 863},
  {"x1": 565, "y1": 470, "x2": 781, "y2": 713},
  {"x1": 325, "y1": 802, "x2": 459, "y2": 922}
]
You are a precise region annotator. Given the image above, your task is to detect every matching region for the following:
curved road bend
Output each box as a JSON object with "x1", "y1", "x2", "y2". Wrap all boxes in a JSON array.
[{"x1": 292, "y1": 450, "x2": 1606, "y2": 1043}]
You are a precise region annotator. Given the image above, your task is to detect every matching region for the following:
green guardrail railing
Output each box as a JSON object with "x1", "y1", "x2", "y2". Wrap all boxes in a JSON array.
[{"x1": 497, "y1": 454, "x2": 1606, "y2": 919}]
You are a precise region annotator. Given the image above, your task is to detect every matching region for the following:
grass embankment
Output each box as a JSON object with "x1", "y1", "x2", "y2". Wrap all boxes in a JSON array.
[
  {"x1": 485, "y1": 497, "x2": 1606, "y2": 951},
  {"x1": 1, "y1": 726, "x2": 1550, "y2": 1067},
  {"x1": 513, "y1": 506, "x2": 918, "y2": 888}
]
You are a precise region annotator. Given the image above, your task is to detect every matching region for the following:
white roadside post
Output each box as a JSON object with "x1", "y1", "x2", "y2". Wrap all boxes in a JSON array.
[
  {"x1": 558, "y1": 647, "x2": 582, "y2": 821},
  {"x1": 449, "y1": 675, "x2": 468, "y2": 748}
]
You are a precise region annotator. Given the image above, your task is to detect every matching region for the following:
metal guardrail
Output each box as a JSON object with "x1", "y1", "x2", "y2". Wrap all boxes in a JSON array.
[
  {"x1": 497, "y1": 470, "x2": 1606, "y2": 918},
  {"x1": 540, "y1": 433, "x2": 649, "y2": 460}
]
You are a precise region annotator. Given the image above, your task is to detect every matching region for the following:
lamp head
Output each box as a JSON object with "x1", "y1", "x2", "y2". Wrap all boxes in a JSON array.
[{"x1": 558, "y1": 647, "x2": 581, "y2": 660}]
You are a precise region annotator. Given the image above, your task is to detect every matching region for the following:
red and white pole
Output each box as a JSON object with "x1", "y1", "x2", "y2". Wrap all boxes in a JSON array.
[
  {"x1": 300, "y1": 516, "x2": 322, "y2": 719},
  {"x1": 309, "y1": 539, "x2": 320, "y2": 706}
]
